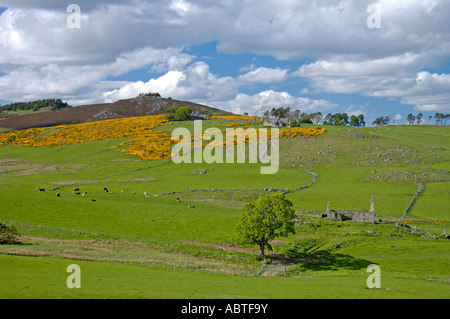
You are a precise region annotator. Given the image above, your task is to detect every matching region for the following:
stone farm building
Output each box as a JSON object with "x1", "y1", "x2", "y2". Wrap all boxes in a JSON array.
[
  {"x1": 191, "y1": 114, "x2": 208, "y2": 120},
  {"x1": 263, "y1": 117, "x2": 289, "y2": 127},
  {"x1": 325, "y1": 196, "x2": 376, "y2": 223}
]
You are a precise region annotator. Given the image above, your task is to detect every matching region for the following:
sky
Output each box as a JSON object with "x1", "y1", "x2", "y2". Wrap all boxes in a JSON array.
[{"x1": 0, "y1": 0, "x2": 449, "y2": 125}]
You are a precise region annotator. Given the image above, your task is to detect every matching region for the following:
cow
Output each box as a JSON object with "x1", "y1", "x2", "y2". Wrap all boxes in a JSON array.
[
  {"x1": 72, "y1": 188, "x2": 80, "y2": 193},
  {"x1": 38, "y1": 188, "x2": 46, "y2": 192}
]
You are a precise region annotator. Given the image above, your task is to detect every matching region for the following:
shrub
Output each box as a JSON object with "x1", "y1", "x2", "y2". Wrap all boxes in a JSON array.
[
  {"x1": 0, "y1": 222, "x2": 21, "y2": 245},
  {"x1": 165, "y1": 106, "x2": 192, "y2": 121}
]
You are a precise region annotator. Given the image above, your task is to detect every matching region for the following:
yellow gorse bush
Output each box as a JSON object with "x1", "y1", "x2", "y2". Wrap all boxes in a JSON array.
[
  {"x1": 0, "y1": 115, "x2": 171, "y2": 160},
  {"x1": 209, "y1": 115, "x2": 262, "y2": 120},
  {"x1": 0, "y1": 114, "x2": 326, "y2": 161}
]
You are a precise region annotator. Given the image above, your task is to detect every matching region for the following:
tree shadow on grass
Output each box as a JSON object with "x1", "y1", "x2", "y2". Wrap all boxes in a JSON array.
[
  {"x1": 268, "y1": 250, "x2": 374, "y2": 274},
  {"x1": 298, "y1": 251, "x2": 373, "y2": 272}
]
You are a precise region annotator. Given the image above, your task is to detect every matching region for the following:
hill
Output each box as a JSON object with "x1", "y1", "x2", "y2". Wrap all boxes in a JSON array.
[
  {"x1": 0, "y1": 117, "x2": 449, "y2": 299},
  {"x1": 0, "y1": 96, "x2": 234, "y2": 130}
]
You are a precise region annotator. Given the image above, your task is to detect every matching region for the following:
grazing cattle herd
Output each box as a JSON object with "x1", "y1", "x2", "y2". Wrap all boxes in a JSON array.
[{"x1": 38, "y1": 186, "x2": 195, "y2": 207}]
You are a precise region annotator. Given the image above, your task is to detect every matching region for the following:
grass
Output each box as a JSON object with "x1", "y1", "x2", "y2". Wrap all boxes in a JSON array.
[
  {"x1": 0, "y1": 254, "x2": 448, "y2": 299},
  {"x1": 0, "y1": 120, "x2": 449, "y2": 299}
]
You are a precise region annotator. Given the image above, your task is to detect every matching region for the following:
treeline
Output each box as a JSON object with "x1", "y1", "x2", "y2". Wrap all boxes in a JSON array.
[
  {"x1": 374, "y1": 113, "x2": 450, "y2": 126},
  {"x1": 262, "y1": 107, "x2": 366, "y2": 127},
  {"x1": 138, "y1": 92, "x2": 161, "y2": 98},
  {"x1": 0, "y1": 99, "x2": 72, "y2": 112},
  {"x1": 262, "y1": 106, "x2": 449, "y2": 127}
]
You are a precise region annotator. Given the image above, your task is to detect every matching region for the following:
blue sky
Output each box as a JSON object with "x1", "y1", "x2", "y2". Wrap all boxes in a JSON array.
[{"x1": 0, "y1": 1, "x2": 449, "y2": 125}]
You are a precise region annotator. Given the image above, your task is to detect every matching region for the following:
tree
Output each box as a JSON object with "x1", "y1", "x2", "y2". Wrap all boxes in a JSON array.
[
  {"x1": 341, "y1": 112, "x2": 349, "y2": 125},
  {"x1": 434, "y1": 113, "x2": 445, "y2": 125},
  {"x1": 357, "y1": 114, "x2": 365, "y2": 127},
  {"x1": 234, "y1": 194, "x2": 296, "y2": 263},
  {"x1": 309, "y1": 112, "x2": 323, "y2": 124},
  {"x1": 407, "y1": 113, "x2": 416, "y2": 125},
  {"x1": 322, "y1": 113, "x2": 331, "y2": 125},
  {"x1": 290, "y1": 119, "x2": 301, "y2": 127},
  {"x1": 349, "y1": 115, "x2": 360, "y2": 127},
  {"x1": 328, "y1": 112, "x2": 348, "y2": 126},
  {"x1": 416, "y1": 113, "x2": 423, "y2": 125},
  {"x1": 0, "y1": 222, "x2": 20, "y2": 245},
  {"x1": 140, "y1": 92, "x2": 161, "y2": 98},
  {"x1": 372, "y1": 116, "x2": 389, "y2": 126},
  {"x1": 270, "y1": 107, "x2": 291, "y2": 126},
  {"x1": 289, "y1": 109, "x2": 301, "y2": 122},
  {"x1": 0, "y1": 99, "x2": 71, "y2": 113},
  {"x1": 299, "y1": 113, "x2": 312, "y2": 124},
  {"x1": 165, "y1": 106, "x2": 192, "y2": 121}
]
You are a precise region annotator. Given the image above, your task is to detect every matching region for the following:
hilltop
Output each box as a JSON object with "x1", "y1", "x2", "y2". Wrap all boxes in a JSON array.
[{"x1": 0, "y1": 96, "x2": 234, "y2": 130}]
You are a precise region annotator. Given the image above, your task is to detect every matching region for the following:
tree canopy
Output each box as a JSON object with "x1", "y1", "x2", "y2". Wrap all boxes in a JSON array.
[
  {"x1": 234, "y1": 194, "x2": 296, "y2": 263},
  {"x1": 165, "y1": 106, "x2": 192, "y2": 121},
  {"x1": 0, "y1": 99, "x2": 71, "y2": 112}
]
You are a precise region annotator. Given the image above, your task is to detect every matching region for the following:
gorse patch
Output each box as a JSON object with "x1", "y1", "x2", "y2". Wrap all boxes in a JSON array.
[{"x1": 0, "y1": 115, "x2": 326, "y2": 161}]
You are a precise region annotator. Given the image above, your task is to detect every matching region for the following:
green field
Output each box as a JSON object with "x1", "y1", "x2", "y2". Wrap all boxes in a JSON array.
[{"x1": 0, "y1": 120, "x2": 449, "y2": 299}]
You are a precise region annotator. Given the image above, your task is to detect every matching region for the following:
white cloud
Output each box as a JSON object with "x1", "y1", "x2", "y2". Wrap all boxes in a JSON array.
[
  {"x1": 0, "y1": 0, "x2": 449, "y2": 113},
  {"x1": 0, "y1": 46, "x2": 193, "y2": 102},
  {"x1": 103, "y1": 62, "x2": 238, "y2": 104},
  {"x1": 237, "y1": 67, "x2": 289, "y2": 84},
  {"x1": 294, "y1": 55, "x2": 450, "y2": 112},
  {"x1": 216, "y1": 90, "x2": 338, "y2": 115}
]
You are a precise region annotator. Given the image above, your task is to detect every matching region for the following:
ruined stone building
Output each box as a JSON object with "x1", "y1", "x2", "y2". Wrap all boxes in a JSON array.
[{"x1": 325, "y1": 196, "x2": 376, "y2": 223}]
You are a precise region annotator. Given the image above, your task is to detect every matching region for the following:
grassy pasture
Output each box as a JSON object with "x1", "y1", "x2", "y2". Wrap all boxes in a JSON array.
[
  {"x1": 0, "y1": 254, "x2": 449, "y2": 299},
  {"x1": 0, "y1": 119, "x2": 449, "y2": 299}
]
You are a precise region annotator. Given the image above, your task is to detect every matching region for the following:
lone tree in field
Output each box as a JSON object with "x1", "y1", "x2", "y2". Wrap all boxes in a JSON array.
[
  {"x1": 235, "y1": 194, "x2": 296, "y2": 263},
  {"x1": 0, "y1": 221, "x2": 20, "y2": 245}
]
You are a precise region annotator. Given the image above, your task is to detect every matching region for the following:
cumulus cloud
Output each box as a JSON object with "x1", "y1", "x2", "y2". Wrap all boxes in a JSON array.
[
  {"x1": 0, "y1": 46, "x2": 193, "y2": 102},
  {"x1": 103, "y1": 62, "x2": 238, "y2": 104},
  {"x1": 294, "y1": 55, "x2": 450, "y2": 112},
  {"x1": 216, "y1": 90, "x2": 338, "y2": 115},
  {"x1": 237, "y1": 67, "x2": 289, "y2": 84},
  {"x1": 0, "y1": 0, "x2": 449, "y2": 113}
]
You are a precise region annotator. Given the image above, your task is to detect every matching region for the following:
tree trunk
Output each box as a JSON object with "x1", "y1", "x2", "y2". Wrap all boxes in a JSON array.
[{"x1": 259, "y1": 243, "x2": 266, "y2": 263}]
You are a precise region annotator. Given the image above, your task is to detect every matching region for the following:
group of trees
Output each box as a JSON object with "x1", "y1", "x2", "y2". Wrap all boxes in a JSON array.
[
  {"x1": 165, "y1": 106, "x2": 192, "y2": 121},
  {"x1": 0, "y1": 99, "x2": 71, "y2": 112},
  {"x1": 374, "y1": 113, "x2": 450, "y2": 126},
  {"x1": 138, "y1": 92, "x2": 161, "y2": 98},
  {"x1": 261, "y1": 106, "x2": 366, "y2": 127},
  {"x1": 415, "y1": 112, "x2": 449, "y2": 126},
  {"x1": 323, "y1": 113, "x2": 366, "y2": 127},
  {"x1": 261, "y1": 106, "x2": 450, "y2": 127}
]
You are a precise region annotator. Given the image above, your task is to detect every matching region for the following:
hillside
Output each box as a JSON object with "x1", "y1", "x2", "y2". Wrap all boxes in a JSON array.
[
  {"x1": 0, "y1": 117, "x2": 449, "y2": 299},
  {"x1": 0, "y1": 96, "x2": 234, "y2": 130}
]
